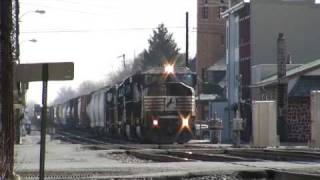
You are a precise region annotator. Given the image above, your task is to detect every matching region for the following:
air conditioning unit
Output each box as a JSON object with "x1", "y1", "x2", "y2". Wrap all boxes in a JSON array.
[
  {"x1": 310, "y1": 91, "x2": 320, "y2": 147},
  {"x1": 252, "y1": 101, "x2": 278, "y2": 147}
]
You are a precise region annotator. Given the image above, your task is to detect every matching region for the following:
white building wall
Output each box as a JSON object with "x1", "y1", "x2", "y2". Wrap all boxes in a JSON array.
[{"x1": 310, "y1": 91, "x2": 320, "y2": 147}]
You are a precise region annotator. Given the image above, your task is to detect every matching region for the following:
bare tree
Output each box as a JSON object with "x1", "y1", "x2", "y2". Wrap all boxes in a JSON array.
[
  {"x1": 132, "y1": 52, "x2": 144, "y2": 73},
  {"x1": 53, "y1": 86, "x2": 76, "y2": 104},
  {"x1": 25, "y1": 100, "x2": 37, "y2": 117},
  {"x1": 105, "y1": 61, "x2": 134, "y2": 85},
  {"x1": 77, "y1": 80, "x2": 104, "y2": 96}
]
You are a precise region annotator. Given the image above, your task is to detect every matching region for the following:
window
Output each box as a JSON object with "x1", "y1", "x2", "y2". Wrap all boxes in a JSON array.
[
  {"x1": 125, "y1": 85, "x2": 131, "y2": 95},
  {"x1": 201, "y1": 68, "x2": 207, "y2": 81},
  {"x1": 133, "y1": 83, "x2": 141, "y2": 101},
  {"x1": 221, "y1": 35, "x2": 225, "y2": 46},
  {"x1": 176, "y1": 74, "x2": 196, "y2": 87},
  {"x1": 202, "y1": 0, "x2": 208, "y2": 19},
  {"x1": 144, "y1": 74, "x2": 161, "y2": 85}
]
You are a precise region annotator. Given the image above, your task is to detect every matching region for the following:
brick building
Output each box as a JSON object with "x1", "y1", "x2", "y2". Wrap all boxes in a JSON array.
[
  {"x1": 222, "y1": 0, "x2": 320, "y2": 141},
  {"x1": 196, "y1": 0, "x2": 226, "y2": 121}
]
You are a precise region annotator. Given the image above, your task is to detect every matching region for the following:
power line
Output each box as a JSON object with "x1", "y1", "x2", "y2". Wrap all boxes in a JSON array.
[
  {"x1": 21, "y1": 0, "x2": 196, "y2": 16},
  {"x1": 21, "y1": 26, "x2": 188, "y2": 34}
]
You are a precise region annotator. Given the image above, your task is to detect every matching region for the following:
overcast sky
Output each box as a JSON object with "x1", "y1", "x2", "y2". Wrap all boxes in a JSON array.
[{"x1": 20, "y1": 0, "x2": 197, "y2": 104}]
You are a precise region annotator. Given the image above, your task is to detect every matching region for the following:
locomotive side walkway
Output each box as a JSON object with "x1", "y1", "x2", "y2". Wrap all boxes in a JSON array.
[{"x1": 14, "y1": 132, "x2": 320, "y2": 179}]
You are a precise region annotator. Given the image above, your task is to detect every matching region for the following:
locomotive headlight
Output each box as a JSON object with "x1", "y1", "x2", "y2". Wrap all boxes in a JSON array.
[
  {"x1": 179, "y1": 113, "x2": 191, "y2": 129},
  {"x1": 164, "y1": 63, "x2": 175, "y2": 74},
  {"x1": 37, "y1": 115, "x2": 40, "y2": 119}
]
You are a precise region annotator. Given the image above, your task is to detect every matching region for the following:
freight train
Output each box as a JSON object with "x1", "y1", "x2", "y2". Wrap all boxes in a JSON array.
[{"x1": 50, "y1": 65, "x2": 196, "y2": 144}]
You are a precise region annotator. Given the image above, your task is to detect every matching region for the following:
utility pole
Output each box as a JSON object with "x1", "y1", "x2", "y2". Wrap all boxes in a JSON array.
[
  {"x1": 15, "y1": 0, "x2": 20, "y2": 63},
  {"x1": 39, "y1": 64, "x2": 48, "y2": 180},
  {"x1": 14, "y1": 0, "x2": 22, "y2": 145},
  {"x1": 118, "y1": 54, "x2": 126, "y2": 69},
  {"x1": 185, "y1": 12, "x2": 189, "y2": 67},
  {"x1": 123, "y1": 54, "x2": 126, "y2": 68},
  {"x1": 233, "y1": 74, "x2": 244, "y2": 148},
  {"x1": 277, "y1": 33, "x2": 288, "y2": 142},
  {"x1": 238, "y1": 74, "x2": 242, "y2": 116},
  {"x1": 1, "y1": 0, "x2": 15, "y2": 177}
]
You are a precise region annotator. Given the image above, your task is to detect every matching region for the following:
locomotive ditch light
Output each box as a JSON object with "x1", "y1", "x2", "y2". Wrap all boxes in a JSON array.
[
  {"x1": 164, "y1": 63, "x2": 175, "y2": 74},
  {"x1": 153, "y1": 119, "x2": 159, "y2": 127},
  {"x1": 180, "y1": 114, "x2": 190, "y2": 128},
  {"x1": 182, "y1": 117, "x2": 189, "y2": 128}
]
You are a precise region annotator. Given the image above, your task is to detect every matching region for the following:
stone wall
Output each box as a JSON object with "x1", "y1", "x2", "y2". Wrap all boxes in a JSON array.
[{"x1": 287, "y1": 97, "x2": 310, "y2": 142}]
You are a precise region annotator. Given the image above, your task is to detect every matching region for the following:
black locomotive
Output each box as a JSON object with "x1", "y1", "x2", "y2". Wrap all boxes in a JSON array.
[{"x1": 51, "y1": 65, "x2": 196, "y2": 144}]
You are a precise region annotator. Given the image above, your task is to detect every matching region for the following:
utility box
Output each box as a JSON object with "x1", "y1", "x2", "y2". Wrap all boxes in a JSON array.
[
  {"x1": 233, "y1": 116, "x2": 243, "y2": 131},
  {"x1": 310, "y1": 91, "x2": 320, "y2": 147},
  {"x1": 208, "y1": 116, "x2": 223, "y2": 144},
  {"x1": 252, "y1": 101, "x2": 278, "y2": 147}
]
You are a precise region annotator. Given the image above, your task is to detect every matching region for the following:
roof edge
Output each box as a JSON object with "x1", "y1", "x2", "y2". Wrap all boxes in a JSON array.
[
  {"x1": 251, "y1": 58, "x2": 320, "y2": 88},
  {"x1": 221, "y1": 1, "x2": 246, "y2": 18}
]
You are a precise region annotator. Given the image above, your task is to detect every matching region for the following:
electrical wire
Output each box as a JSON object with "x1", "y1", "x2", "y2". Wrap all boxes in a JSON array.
[{"x1": 21, "y1": 26, "x2": 191, "y2": 34}]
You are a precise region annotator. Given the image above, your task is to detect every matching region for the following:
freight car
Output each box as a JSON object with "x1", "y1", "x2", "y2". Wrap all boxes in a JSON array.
[{"x1": 52, "y1": 65, "x2": 196, "y2": 144}]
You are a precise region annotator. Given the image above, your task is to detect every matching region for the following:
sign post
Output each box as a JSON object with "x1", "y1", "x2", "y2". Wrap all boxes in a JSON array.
[
  {"x1": 15, "y1": 62, "x2": 74, "y2": 180},
  {"x1": 39, "y1": 64, "x2": 48, "y2": 180}
]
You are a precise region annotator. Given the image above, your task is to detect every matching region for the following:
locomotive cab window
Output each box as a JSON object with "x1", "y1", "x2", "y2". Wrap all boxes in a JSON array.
[
  {"x1": 144, "y1": 74, "x2": 161, "y2": 85},
  {"x1": 176, "y1": 74, "x2": 196, "y2": 87}
]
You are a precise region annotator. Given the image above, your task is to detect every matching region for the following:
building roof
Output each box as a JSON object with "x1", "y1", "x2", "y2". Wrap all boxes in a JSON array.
[
  {"x1": 251, "y1": 64, "x2": 302, "y2": 84},
  {"x1": 289, "y1": 76, "x2": 320, "y2": 97},
  {"x1": 221, "y1": 1, "x2": 246, "y2": 18},
  {"x1": 207, "y1": 65, "x2": 226, "y2": 71},
  {"x1": 207, "y1": 57, "x2": 226, "y2": 71},
  {"x1": 252, "y1": 58, "x2": 320, "y2": 87}
]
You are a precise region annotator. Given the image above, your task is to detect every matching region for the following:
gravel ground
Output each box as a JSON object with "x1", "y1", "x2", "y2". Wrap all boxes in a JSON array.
[
  {"x1": 14, "y1": 132, "x2": 320, "y2": 179},
  {"x1": 98, "y1": 151, "x2": 153, "y2": 164},
  {"x1": 183, "y1": 175, "x2": 238, "y2": 180}
]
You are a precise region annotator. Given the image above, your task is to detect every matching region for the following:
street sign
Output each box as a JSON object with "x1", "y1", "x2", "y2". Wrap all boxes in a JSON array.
[
  {"x1": 15, "y1": 62, "x2": 74, "y2": 82},
  {"x1": 14, "y1": 62, "x2": 74, "y2": 180}
]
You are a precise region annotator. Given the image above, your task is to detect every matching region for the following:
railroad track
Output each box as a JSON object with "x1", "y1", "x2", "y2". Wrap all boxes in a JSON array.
[
  {"x1": 225, "y1": 148, "x2": 320, "y2": 162},
  {"x1": 55, "y1": 129, "x2": 320, "y2": 163},
  {"x1": 54, "y1": 128, "x2": 320, "y2": 180},
  {"x1": 20, "y1": 130, "x2": 320, "y2": 179},
  {"x1": 55, "y1": 130, "x2": 112, "y2": 145}
]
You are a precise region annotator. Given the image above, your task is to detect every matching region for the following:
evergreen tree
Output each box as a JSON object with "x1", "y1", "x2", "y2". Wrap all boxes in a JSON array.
[{"x1": 141, "y1": 24, "x2": 181, "y2": 69}]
